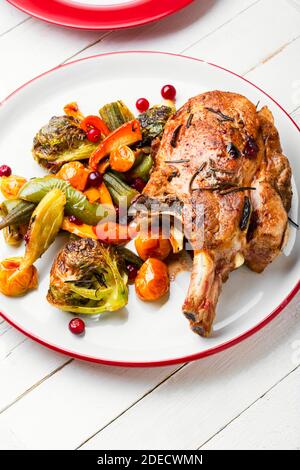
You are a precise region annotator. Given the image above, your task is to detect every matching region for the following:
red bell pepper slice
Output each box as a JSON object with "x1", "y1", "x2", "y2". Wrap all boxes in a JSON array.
[
  {"x1": 80, "y1": 115, "x2": 110, "y2": 137},
  {"x1": 89, "y1": 119, "x2": 142, "y2": 170}
]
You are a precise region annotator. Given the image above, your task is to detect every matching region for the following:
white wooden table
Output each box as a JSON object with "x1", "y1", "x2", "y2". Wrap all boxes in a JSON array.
[{"x1": 0, "y1": 0, "x2": 300, "y2": 450}]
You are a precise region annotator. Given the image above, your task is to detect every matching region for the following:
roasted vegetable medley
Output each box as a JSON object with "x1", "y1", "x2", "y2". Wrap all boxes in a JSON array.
[{"x1": 0, "y1": 93, "x2": 177, "y2": 331}]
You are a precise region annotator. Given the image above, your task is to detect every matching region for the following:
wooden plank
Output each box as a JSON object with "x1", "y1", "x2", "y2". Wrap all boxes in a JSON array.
[
  {"x1": 202, "y1": 366, "x2": 300, "y2": 449},
  {"x1": 0, "y1": 361, "x2": 179, "y2": 449},
  {"x1": 79, "y1": 294, "x2": 300, "y2": 450},
  {"x1": 245, "y1": 37, "x2": 300, "y2": 112},
  {"x1": 71, "y1": 0, "x2": 258, "y2": 59},
  {"x1": 0, "y1": 327, "x2": 70, "y2": 413},
  {"x1": 183, "y1": 0, "x2": 300, "y2": 75},
  {"x1": 0, "y1": 20, "x2": 106, "y2": 100},
  {"x1": 0, "y1": 2, "x2": 28, "y2": 36},
  {"x1": 69, "y1": 0, "x2": 300, "y2": 116}
]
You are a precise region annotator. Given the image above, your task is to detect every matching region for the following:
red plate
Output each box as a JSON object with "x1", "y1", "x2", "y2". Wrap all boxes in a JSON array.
[{"x1": 7, "y1": 0, "x2": 195, "y2": 30}]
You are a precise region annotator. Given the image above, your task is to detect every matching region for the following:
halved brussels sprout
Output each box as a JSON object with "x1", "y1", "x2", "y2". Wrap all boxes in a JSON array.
[
  {"x1": 138, "y1": 105, "x2": 174, "y2": 145},
  {"x1": 32, "y1": 115, "x2": 98, "y2": 172},
  {"x1": 47, "y1": 238, "x2": 128, "y2": 314}
]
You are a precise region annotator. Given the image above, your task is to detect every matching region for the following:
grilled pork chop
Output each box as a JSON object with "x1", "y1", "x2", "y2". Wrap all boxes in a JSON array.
[{"x1": 138, "y1": 91, "x2": 292, "y2": 337}]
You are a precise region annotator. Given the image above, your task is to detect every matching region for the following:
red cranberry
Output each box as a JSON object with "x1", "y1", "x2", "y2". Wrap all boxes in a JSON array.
[
  {"x1": 131, "y1": 177, "x2": 146, "y2": 192},
  {"x1": 161, "y1": 84, "x2": 176, "y2": 101},
  {"x1": 126, "y1": 263, "x2": 139, "y2": 282},
  {"x1": 0, "y1": 165, "x2": 12, "y2": 177},
  {"x1": 244, "y1": 137, "x2": 259, "y2": 158},
  {"x1": 69, "y1": 318, "x2": 85, "y2": 335},
  {"x1": 68, "y1": 215, "x2": 83, "y2": 226},
  {"x1": 136, "y1": 98, "x2": 150, "y2": 113},
  {"x1": 86, "y1": 171, "x2": 103, "y2": 188},
  {"x1": 87, "y1": 128, "x2": 101, "y2": 143}
]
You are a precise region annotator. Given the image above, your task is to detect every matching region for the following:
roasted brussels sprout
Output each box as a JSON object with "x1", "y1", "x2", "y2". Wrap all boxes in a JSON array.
[
  {"x1": 32, "y1": 115, "x2": 98, "y2": 172},
  {"x1": 47, "y1": 238, "x2": 128, "y2": 314},
  {"x1": 138, "y1": 105, "x2": 174, "y2": 145}
]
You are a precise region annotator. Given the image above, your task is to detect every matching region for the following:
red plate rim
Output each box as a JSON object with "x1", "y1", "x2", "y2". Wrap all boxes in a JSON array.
[
  {"x1": 0, "y1": 51, "x2": 299, "y2": 367},
  {"x1": 7, "y1": 0, "x2": 195, "y2": 30}
]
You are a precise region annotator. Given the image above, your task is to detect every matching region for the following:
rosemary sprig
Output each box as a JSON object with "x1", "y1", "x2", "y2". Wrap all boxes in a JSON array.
[
  {"x1": 186, "y1": 113, "x2": 194, "y2": 128},
  {"x1": 170, "y1": 124, "x2": 183, "y2": 148},
  {"x1": 191, "y1": 181, "x2": 237, "y2": 192},
  {"x1": 165, "y1": 159, "x2": 190, "y2": 164},
  {"x1": 219, "y1": 186, "x2": 256, "y2": 195},
  {"x1": 189, "y1": 162, "x2": 207, "y2": 192},
  {"x1": 288, "y1": 217, "x2": 299, "y2": 230},
  {"x1": 205, "y1": 107, "x2": 234, "y2": 122}
]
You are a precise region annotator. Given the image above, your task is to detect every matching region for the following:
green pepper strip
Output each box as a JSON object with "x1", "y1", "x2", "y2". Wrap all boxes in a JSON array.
[
  {"x1": 127, "y1": 154, "x2": 153, "y2": 181},
  {"x1": 18, "y1": 177, "x2": 109, "y2": 226}
]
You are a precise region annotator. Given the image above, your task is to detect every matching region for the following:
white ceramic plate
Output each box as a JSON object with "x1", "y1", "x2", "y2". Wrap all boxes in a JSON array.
[{"x1": 0, "y1": 52, "x2": 299, "y2": 366}]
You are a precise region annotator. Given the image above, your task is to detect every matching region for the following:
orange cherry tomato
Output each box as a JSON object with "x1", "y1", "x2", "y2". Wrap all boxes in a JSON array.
[
  {"x1": 109, "y1": 145, "x2": 135, "y2": 172},
  {"x1": 135, "y1": 258, "x2": 169, "y2": 301},
  {"x1": 135, "y1": 232, "x2": 172, "y2": 261},
  {"x1": 0, "y1": 257, "x2": 38, "y2": 297}
]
